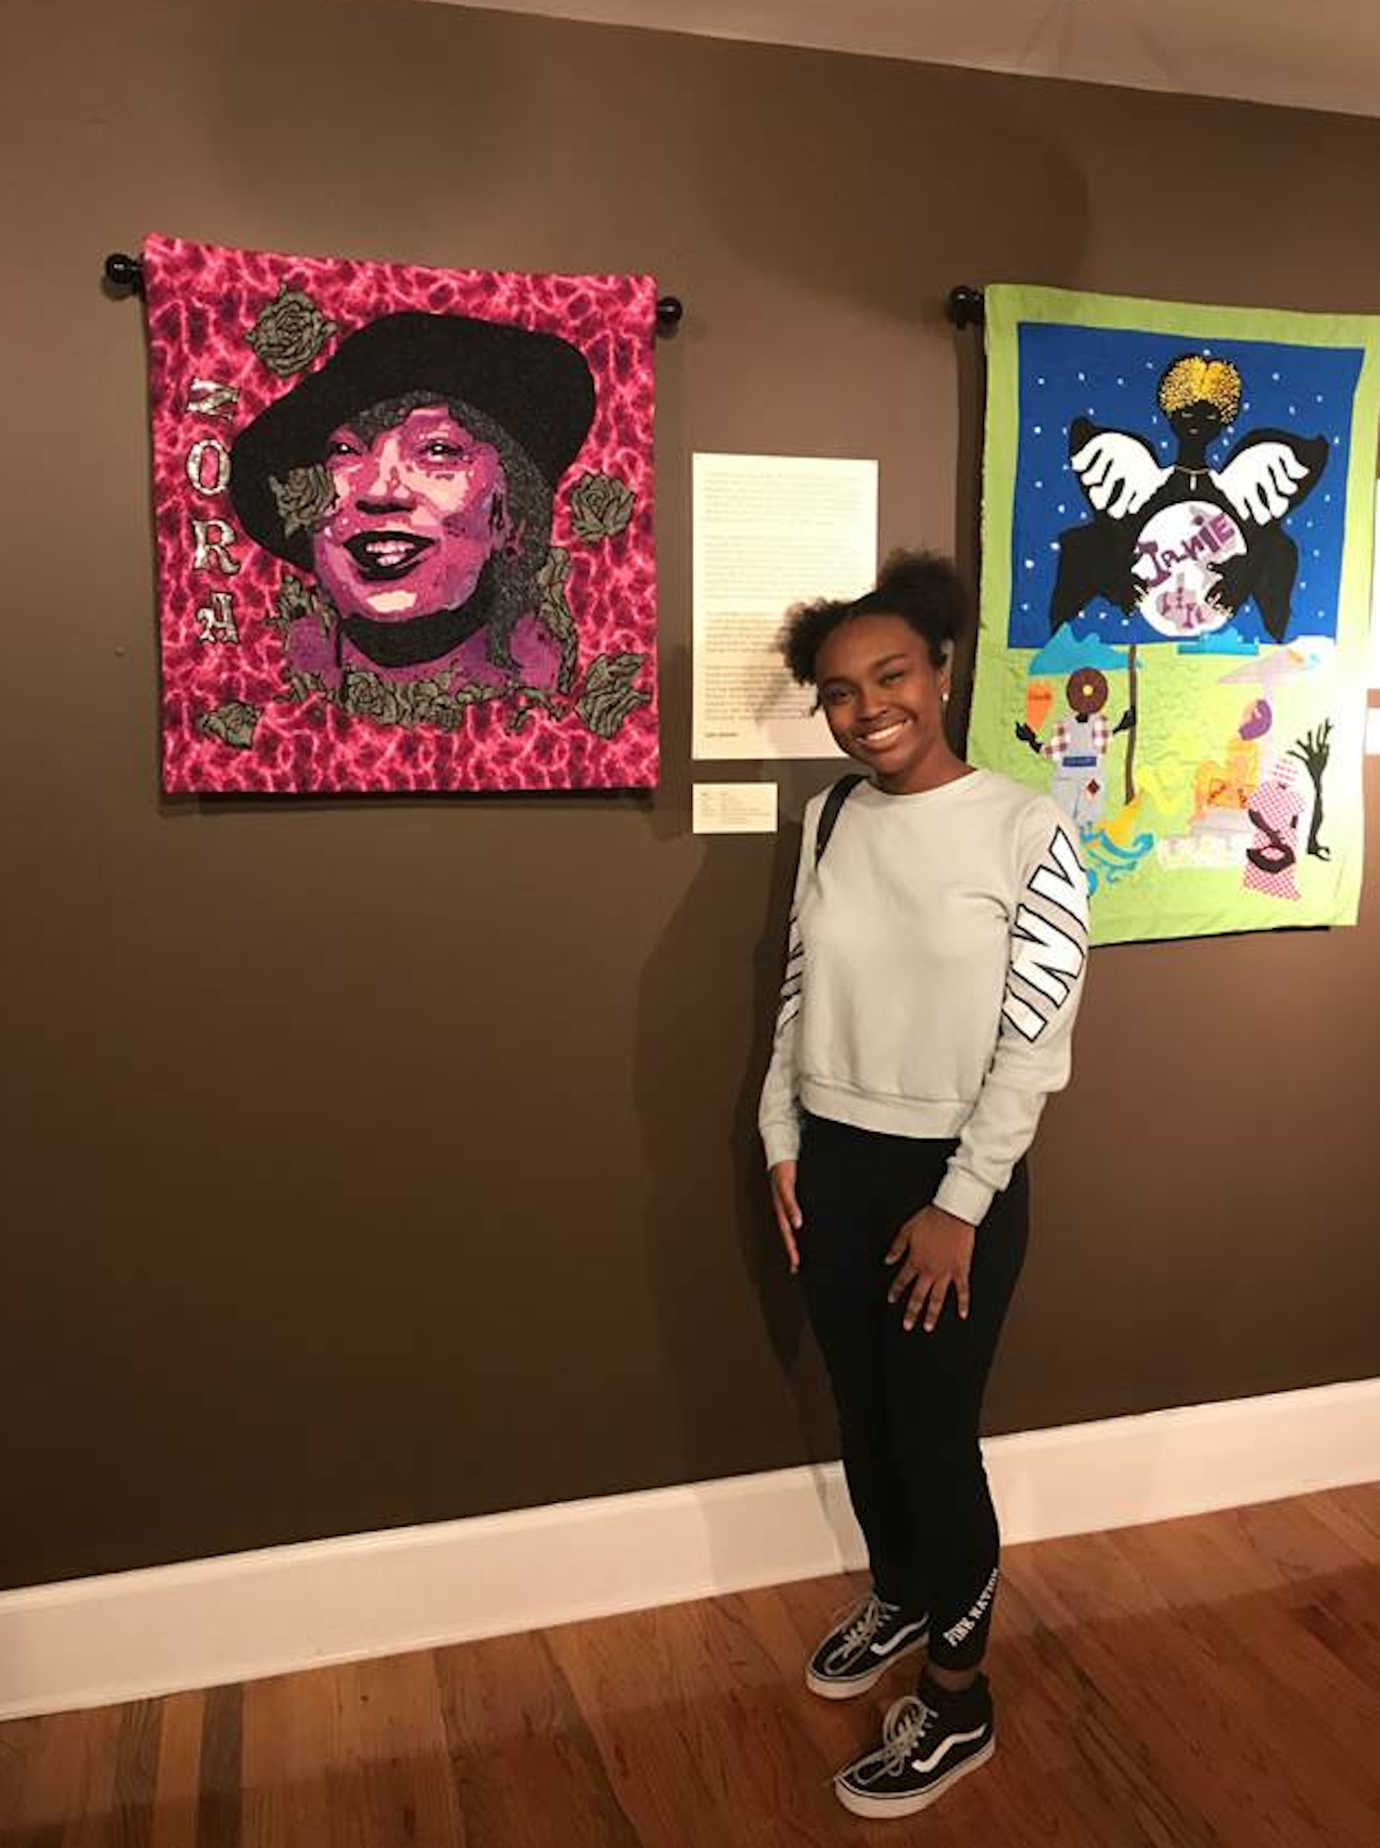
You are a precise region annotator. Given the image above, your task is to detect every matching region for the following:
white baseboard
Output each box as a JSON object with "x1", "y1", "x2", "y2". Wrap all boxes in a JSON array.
[{"x1": 2, "y1": 1377, "x2": 1376, "y2": 1720}]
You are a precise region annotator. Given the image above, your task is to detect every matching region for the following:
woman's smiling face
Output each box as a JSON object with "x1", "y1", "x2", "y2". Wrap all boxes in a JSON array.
[
  {"x1": 311, "y1": 404, "x2": 512, "y2": 622},
  {"x1": 815, "y1": 613, "x2": 949, "y2": 791}
]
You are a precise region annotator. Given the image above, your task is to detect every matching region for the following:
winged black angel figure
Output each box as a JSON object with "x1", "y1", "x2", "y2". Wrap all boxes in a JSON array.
[{"x1": 1049, "y1": 355, "x2": 1328, "y2": 642}]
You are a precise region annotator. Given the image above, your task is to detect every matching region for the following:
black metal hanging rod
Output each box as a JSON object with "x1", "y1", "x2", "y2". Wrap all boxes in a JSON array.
[
  {"x1": 945, "y1": 285, "x2": 985, "y2": 330},
  {"x1": 103, "y1": 252, "x2": 685, "y2": 334}
]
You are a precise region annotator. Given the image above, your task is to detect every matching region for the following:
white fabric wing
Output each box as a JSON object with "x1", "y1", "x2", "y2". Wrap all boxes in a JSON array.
[
  {"x1": 1070, "y1": 431, "x2": 1170, "y2": 520},
  {"x1": 1212, "y1": 443, "x2": 1312, "y2": 524}
]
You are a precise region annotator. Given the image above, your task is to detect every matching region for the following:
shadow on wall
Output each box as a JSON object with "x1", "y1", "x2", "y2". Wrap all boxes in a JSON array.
[
  {"x1": 196, "y1": 0, "x2": 519, "y2": 250},
  {"x1": 631, "y1": 652, "x2": 841, "y2": 1512},
  {"x1": 691, "y1": 50, "x2": 1091, "y2": 330},
  {"x1": 947, "y1": 327, "x2": 988, "y2": 751}
]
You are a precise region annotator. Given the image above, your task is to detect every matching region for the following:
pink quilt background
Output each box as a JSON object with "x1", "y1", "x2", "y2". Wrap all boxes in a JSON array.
[{"x1": 143, "y1": 234, "x2": 659, "y2": 793}]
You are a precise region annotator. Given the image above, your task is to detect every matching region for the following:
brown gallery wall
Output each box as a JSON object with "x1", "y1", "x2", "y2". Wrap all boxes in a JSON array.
[{"x1": 3, "y1": 0, "x2": 1379, "y2": 1589}]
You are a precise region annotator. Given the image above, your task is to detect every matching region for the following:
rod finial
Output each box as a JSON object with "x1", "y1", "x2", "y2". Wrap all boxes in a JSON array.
[
  {"x1": 946, "y1": 285, "x2": 984, "y2": 330},
  {"x1": 104, "y1": 252, "x2": 145, "y2": 295}
]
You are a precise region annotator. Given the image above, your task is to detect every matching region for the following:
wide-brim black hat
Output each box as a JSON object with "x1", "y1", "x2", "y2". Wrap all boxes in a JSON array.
[{"x1": 230, "y1": 310, "x2": 596, "y2": 566}]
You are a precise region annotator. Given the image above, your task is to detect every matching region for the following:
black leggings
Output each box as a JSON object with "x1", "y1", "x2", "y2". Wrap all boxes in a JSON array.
[{"x1": 796, "y1": 1112, "x2": 1029, "y2": 1672}]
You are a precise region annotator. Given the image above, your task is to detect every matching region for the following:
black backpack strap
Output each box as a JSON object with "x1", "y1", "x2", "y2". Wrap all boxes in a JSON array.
[{"x1": 814, "y1": 773, "x2": 865, "y2": 867}]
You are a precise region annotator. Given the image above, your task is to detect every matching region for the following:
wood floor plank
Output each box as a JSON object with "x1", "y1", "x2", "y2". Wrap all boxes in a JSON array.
[
  {"x1": 322, "y1": 1652, "x2": 463, "y2": 1848},
  {"x1": 12, "y1": 1704, "x2": 121, "y2": 1848},
  {"x1": 108, "y1": 1702, "x2": 160, "y2": 1848},
  {"x1": 59, "y1": 1705, "x2": 123, "y2": 1848},
  {"x1": 0, "y1": 1716, "x2": 43, "y2": 1833},
  {"x1": 1212, "y1": 1497, "x2": 1380, "y2": 1697},
  {"x1": 1307, "y1": 1480, "x2": 1380, "y2": 1560},
  {"x1": 434, "y1": 1626, "x2": 636, "y2": 1848},
  {"x1": 1010, "y1": 1532, "x2": 1270, "y2": 1846},
  {"x1": 242, "y1": 1654, "x2": 458, "y2": 1848},
  {"x1": 974, "y1": 1565, "x2": 1221, "y2": 1848},
  {"x1": 1225, "y1": 1495, "x2": 1377, "y2": 1585},
  {"x1": 524, "y1": 1606, "x2": 727, "y2": 1848},
  {"x1": 195, "y1": 1685, "x2": 241, "y2": 1848},
  {"x1": 1286, "y1": 1569, "x2": 1380, "y2": 1701},
  {"x1": 150, "y1": 1693, "x2": 204, "y2": 1848},
  {"x1": 1330, "y1": 1479, "x2": 1380, "y2": 1532},
  {"x1": 241, "y1": 1664, "x2": 357, "y2": 1848},
  {"x1": 670, "y1": 1588, "x2": 873, "y2": 1843},
  {"x1": 1126, "y1": 1508, "x2": 1380, "y2": 1759},
  {"x1": 546, "y1": 1600, "x2": 789, "y2": 1848},
  {"x1": 1021, "y1": 1516, "x2": 1380, "y2": 1848}
]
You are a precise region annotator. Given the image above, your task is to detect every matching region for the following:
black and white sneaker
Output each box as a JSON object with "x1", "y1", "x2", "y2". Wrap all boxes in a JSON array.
[
  {"x1": 833, "y1": 1675, "x2": 995, "y2": 1818},
  {"x1": 805, "y1": 1593, "x2": 929, "y2": 1700}
]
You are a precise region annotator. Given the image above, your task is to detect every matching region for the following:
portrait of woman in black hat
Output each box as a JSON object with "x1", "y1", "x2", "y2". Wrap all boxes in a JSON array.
[{"x1": 230, "y1": 310, "x2": 597, "y2": 692}]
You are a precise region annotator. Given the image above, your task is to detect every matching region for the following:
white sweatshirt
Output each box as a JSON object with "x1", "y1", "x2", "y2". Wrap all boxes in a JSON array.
[{"x1": 758, "y1": 769, "x2": 1088, "y2": 1225}]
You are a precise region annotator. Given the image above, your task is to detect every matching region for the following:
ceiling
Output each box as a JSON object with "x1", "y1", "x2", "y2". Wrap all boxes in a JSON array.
[{"x1": 429, "y1": 0, "x2": 1380, "y2": 121}]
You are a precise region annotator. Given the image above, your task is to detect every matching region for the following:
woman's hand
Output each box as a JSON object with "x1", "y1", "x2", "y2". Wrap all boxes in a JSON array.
[
  {"x1": 885, "y1": 1205, "x2": 975, "y2": 1332},
  {"x1": 769, "y1": 1161, "x2": 803, "y2": 1274}
]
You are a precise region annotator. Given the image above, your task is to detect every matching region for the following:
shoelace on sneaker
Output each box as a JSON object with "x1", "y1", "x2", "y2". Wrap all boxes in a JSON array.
[
  {"x1": 825, "y1": 1594, "x2": 901, "y2": 1669},
  {"x1": 850, "y1": 1695, "x2": 938, "y2": 1784}
]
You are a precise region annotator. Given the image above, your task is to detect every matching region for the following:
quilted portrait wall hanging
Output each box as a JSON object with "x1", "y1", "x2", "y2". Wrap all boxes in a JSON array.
[
  {"x1": 968, "y1": 284, "x2": 1379, "y2": 944},
  {"x1": 141, "y1": 236, "x2": 659, "y2": 792}
]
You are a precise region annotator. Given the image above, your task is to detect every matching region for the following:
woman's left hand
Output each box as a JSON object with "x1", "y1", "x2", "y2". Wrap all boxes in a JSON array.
[{"x1": 885, "y1": 1205, "x2": 975, "y2": 1332}]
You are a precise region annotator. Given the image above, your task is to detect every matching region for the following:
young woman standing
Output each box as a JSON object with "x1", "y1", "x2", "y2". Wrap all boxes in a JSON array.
[{"x1": 759, "y1": 552, "x2": 1089, "y2": 1820}]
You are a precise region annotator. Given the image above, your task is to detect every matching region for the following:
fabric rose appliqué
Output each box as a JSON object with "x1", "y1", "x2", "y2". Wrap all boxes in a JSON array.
[
  {"x1": 269, "y1": 463, "x2": 337, "y2": 538},
  {"x1": 246, "y1": 285, "x2": 337, "y2": 377},
  {"x1": 196, "y1": 700, "x2": 261, "y2": 750},
  {"x1": 577, "y1": 652, "x2": 650, "y2": 738},
  {"x1": 341, "y1": 671, "x2": 403, "y2": 728},
  {"x1": 568, "y1": 471, "x2": 635, "y2": 542}
]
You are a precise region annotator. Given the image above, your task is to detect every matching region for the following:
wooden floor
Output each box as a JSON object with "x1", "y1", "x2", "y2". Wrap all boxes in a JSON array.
[{"x1": 2, "y1": 1484, "x2": 1377, "y2": 1847}]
